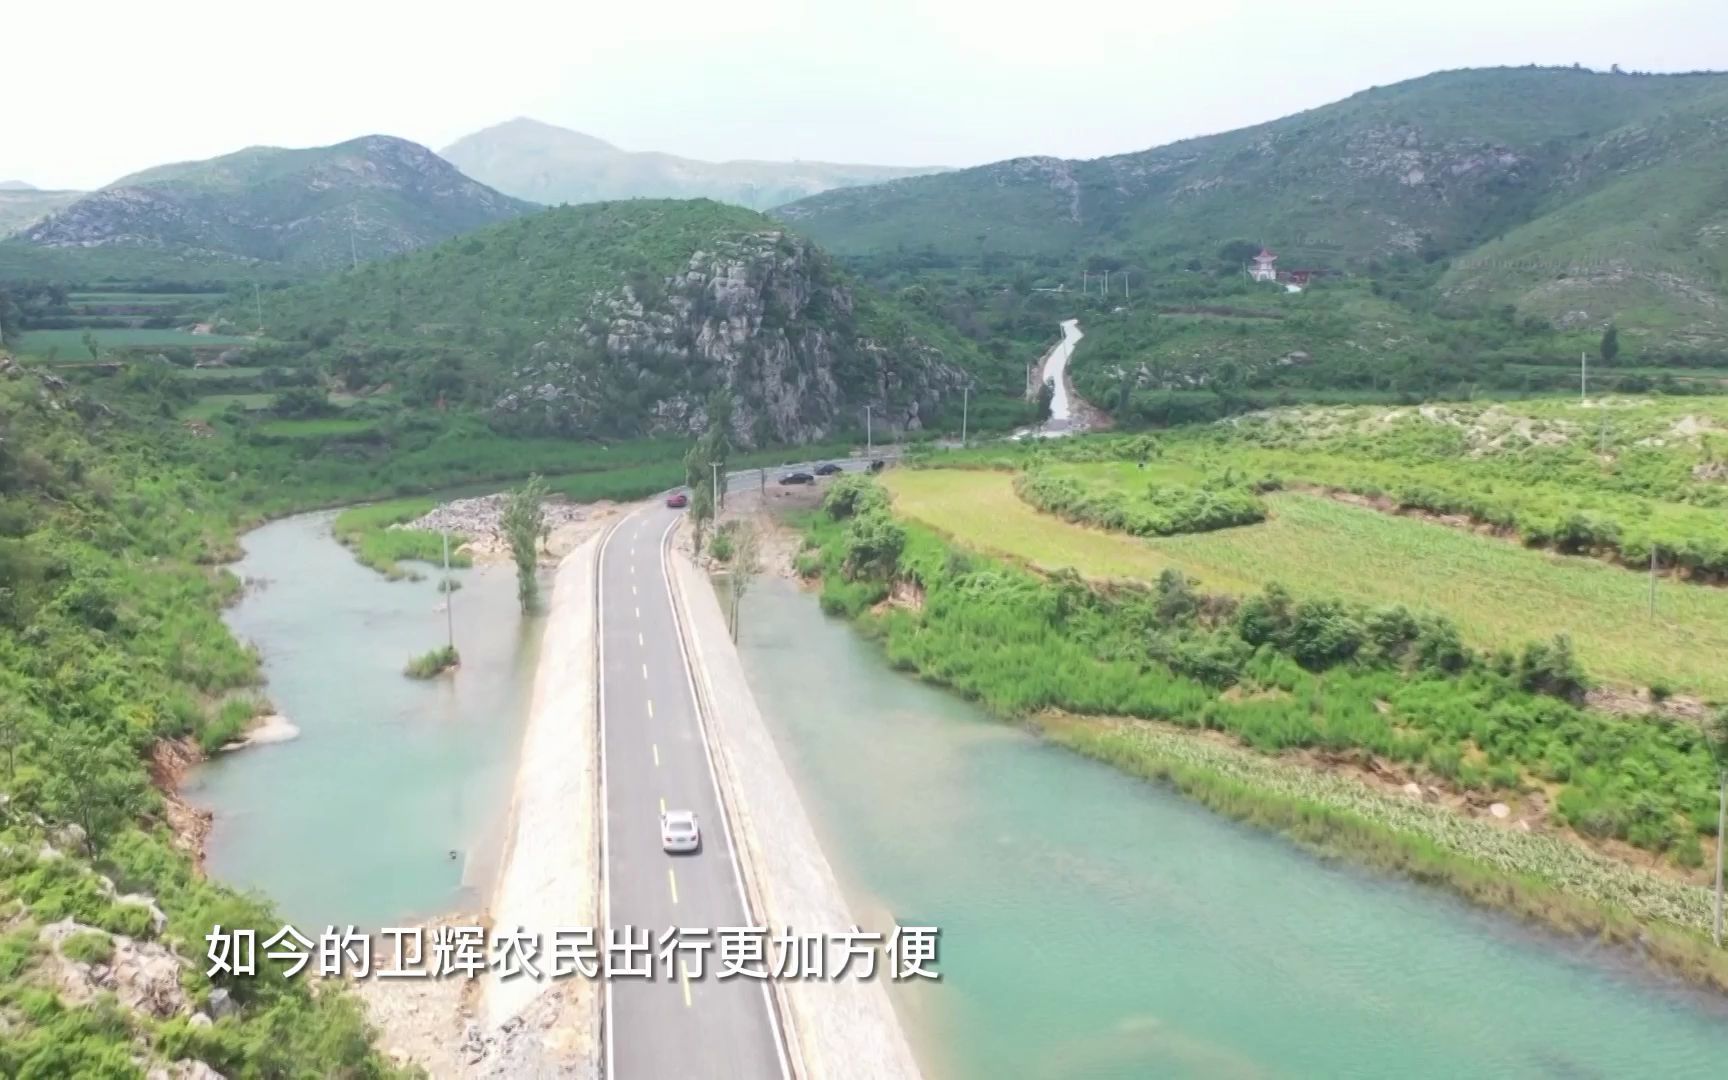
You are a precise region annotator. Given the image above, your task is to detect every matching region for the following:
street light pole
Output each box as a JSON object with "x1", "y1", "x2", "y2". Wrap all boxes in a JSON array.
[
  {"x1": 710, "y1": 461, "x2": 722, "y2": 515},
  {"x1": 961, "y1": 384, "x2": 970, "y2": 449},
  {"x1": 865, "y1": 405, "x2": 873, "y2": 454},
  {"x1": 442, "y1": 531, "x2": 454, "y2": 651}
]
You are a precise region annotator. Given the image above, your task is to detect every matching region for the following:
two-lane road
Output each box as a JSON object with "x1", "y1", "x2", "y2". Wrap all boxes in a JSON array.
[{"x1": 599, "y1": 502, "x2": 787, "y2": 1079}]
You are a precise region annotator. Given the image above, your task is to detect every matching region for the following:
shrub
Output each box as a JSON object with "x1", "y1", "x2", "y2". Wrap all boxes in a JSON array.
[
  {"x1": 404, "y1": 645, "x2": 459, "y2": 679},
  {"x1": 60, "y1": 930, "x2": 114, "y2": 966}
]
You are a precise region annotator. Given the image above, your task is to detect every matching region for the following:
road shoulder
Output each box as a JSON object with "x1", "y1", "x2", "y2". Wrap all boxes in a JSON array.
[{"x1": 667, "y1": 527, "x2": 922, "y2": 1080}]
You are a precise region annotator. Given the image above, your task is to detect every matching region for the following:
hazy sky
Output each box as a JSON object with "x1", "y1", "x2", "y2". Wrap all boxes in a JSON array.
[{"x1": 9, "y1": 0, "x2": 1725, "y2": 190}]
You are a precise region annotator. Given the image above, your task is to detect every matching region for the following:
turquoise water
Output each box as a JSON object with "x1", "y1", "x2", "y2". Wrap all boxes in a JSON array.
[
  {"x1": 183, "y1": 511, "x2": 541, "y2": 930},
  {"x1": 736, "y1": 577, "x2": 1728, "y2": 1080}
]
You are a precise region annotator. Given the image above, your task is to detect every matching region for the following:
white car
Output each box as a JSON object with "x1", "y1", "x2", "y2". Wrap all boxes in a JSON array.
[{"x1": 661, "y1": 810, "x2": 701, "y2": 854}]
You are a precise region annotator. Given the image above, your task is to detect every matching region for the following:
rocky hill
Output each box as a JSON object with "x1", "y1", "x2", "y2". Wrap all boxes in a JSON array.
[
  {"x1": 0, "y1": 186, "x2": 83, "y2": 238},
  {"x1": 252, "y1": 200, "x2": 975, "y2": 444},
  {"x1": 9, "y1": 135, "x2": 533, "y2": 274},
  {"x1": 442, "y1": 117, "x2": 947, "y2": 211},
  {"x1": 776, "y1": 67, "x2": 1728, "y2": 347}
]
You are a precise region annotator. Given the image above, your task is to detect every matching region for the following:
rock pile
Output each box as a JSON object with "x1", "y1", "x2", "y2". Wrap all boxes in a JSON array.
[{"x1": 403, "y1": 493, "x2": 597, "y2": 539}]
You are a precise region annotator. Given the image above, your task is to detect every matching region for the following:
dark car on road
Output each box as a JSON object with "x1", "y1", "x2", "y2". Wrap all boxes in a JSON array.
[
  {"x1": 778, "y1": 471, "x2": 814, "y2": 485},
  {"x1": 665, "y1": 491, "x2": 688, "y2": 508},
  {"x1": 868, "y1": 459, "x2": 886, "y2": 473},
  {"x1": 814, "y1": 462, "x2": 843, "y2": 476}
]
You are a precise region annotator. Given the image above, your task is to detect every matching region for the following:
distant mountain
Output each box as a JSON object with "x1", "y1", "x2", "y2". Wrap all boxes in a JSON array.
[
  {"x1": 8, "y1": 135, "x2": 534, "y2": 274},
  {"x1": 775, "y1": 67, "x2": 1728, "y2": 346},
  {"x1": 441, "y1": 118, "x2": 948, "y2": 211},
  {"x1": 249, "y1": 200, "x2": 977, "y2": 444},
  {"x1": 0, "y1": 187, "x2": 84, "y2": 238}
]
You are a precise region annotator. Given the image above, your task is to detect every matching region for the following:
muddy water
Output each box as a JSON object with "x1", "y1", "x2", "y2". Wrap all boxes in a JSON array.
[
  {"x1": 184, "y1": 511, "x2": 541, "y2": 930},
  {"x1": 737, "y1": 577, "x2": 1728, "y2": 1079}
]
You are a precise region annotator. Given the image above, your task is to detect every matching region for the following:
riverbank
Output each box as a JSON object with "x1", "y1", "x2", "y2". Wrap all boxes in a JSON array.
[
  {"x1": 776, "y1": 484, "x2": 1728, "y2": 997},
  {"x1": 669, "y1": 516, "x2": 922, "y2": 1080}
]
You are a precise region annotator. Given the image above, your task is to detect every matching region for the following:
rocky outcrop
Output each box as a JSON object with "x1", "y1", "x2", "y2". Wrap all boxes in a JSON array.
[{"x1": 492, "y1": 229, "x2": 965, "y2": 446}]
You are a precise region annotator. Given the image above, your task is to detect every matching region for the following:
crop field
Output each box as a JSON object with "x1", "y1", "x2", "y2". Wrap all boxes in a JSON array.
[
  {"x1": 16, "y1": 327, "x2": 254, "y2": 357},
  {"x1": 884, "y1": 468, "x2": 1728, "y2": 696}
]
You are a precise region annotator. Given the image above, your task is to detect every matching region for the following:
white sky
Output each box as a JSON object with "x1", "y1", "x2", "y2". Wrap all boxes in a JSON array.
[{"x1": 7, "y1": 0, "x2": 1724, "y2": 190}]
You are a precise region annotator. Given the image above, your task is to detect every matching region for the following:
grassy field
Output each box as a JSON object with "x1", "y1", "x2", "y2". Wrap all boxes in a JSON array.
[
  {"x1": 16, "y1": 327, "x2": 254, "y2": 357},
  {"x1": 254, "y1": 417, "x2": 378, "y2": 438},
  {"x1": 181, "y1": 365, "x2": 266, "y2": 380},
  {"x1": 182, "y1": 393, "x2": 275, "y2": 420},
  {"x1": 884, "y1": 468, "x2": 1728, "y2": 696}
]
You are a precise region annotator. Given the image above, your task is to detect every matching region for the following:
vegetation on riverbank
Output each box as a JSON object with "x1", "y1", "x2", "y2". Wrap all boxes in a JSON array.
[
  {"x1": 886, "y1": 405, "x2": 1728, "y2": 698},
  {"x1": 794, "y1": 474, "x2": 1728, "y2": 983},
  {"x1": 333, "y1": 498, "x2": 470, "y2": 580},
  {"x1": 0, "y1": 364, "x2": 407, "y2": 1074},
  {"x1": 403, "y1": 645, "x2": 460, "y2": 679}
]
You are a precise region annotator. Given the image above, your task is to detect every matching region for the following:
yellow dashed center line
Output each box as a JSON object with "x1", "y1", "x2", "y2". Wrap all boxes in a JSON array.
[
  {"x1": 652, "y1": 743, "x2": 660, "y2": 767},
  {"x1": 660, "y1": 796, "x2": 666, "y2": 815},
  {"x1": 635, "y1": 606, "x2": 640, "y2": 619},
  {"x1": 638, "y1": 631, "x2": 644, "y2": 647},
  {"x1": 668, "y1": 866, "x2": 679, "y2": 905},
  {"x1": 680, "y1": 961, "x2": 693, "y2": 1007},
  {"x1": 641, "y1": 663, "x2": 648, "y2": 680},
  {"x1": 631, "y1": 584, "x2": 637, "y2": 596},
  {"x1": 647, "y1": 699, "x2": 654, "y2": 718}
]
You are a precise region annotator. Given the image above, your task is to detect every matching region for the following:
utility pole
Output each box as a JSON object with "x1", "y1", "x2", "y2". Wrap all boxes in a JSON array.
[
  {"x1": 442, "y1": 531, "x2": 454, "y2": 651},
  {"x1": 1102, "y1": 270, "x2": 1110, "y2": 297},
  {"x1": 253, "y1": 283, "x2": 264, "y2": 332},
  {"x1": 961, "y1": 384, "x2": 970, "y2": 449},
  {"x1": 1082, "y1": 269, "x2": 1088, "y2": 294},
  {"x1": 865, "y1": 405, "x2": 873, "y2": 454},
  {"x1": 710, "y1": 461, "x2": 722, "y2": 515},
  {"x1": 1581, "y1": 351, "x2": 1588, "y2": 405},
  {"x1": 1123, "y1": 273, "x2": 1130, "y2": 301}
]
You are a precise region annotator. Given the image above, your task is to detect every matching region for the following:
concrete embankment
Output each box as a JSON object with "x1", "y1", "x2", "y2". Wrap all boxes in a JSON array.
[
  {"x1": 667, "y1": 529, "x2": 922, "y2": 1080},
  {"x1": 479, "y1": 534, "x2": 601, "y2": 1071}
]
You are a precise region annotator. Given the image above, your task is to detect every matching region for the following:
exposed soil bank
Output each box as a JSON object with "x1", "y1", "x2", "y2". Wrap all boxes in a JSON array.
[{"x1": 670, "y1": 521, "x2": 922, "y2": 1080}]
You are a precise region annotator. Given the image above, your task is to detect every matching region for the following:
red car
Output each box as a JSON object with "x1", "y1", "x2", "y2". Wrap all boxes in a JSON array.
[{"x1": 665, "y1": 491, "x2": 689, "y2": 508}]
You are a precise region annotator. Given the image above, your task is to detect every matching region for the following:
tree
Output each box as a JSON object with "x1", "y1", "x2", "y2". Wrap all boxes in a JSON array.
[
  {"x1": 1600, "y1": 324, "x2": 1620, "y2": 366},
  {"x1": 1037, "y1": 378, "x2": 1056, "y2": 422},
  {"x1": 503, "y1": 475, "x2": 548, "y2": 612},
  {"x1": 81, "y1": 330, "x2": 100, "y2": 362},
  {"x1": 683, "y1": 391, "x2": 734, "y2": 555},
  {"x1": 41, "y1": 725, "x2": 143, "y2": 856},
  {"x1": 727, "y1": 522, "x2": 760, "y2": 641},
  {"x1": 0, "y1": 702, "x2": 19, "y2": 782}
]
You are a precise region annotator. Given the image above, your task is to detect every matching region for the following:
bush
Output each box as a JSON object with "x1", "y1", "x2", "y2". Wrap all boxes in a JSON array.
[
  {"x1": 404, "y1": 645, "x2": 459, "y2": 679},
  {"x1": 60, "y1": 930, "x2": 114, "y2": 966}
]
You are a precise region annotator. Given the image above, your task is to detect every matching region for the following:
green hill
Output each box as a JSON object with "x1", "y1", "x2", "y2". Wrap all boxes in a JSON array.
[
  {"x1": 2, "y1": 136, "x2": 533, "y2": 280},
  {"x1": 776, "y1": 67, "x2": 1728, "y2": 349},
  {"x1": 440, "y1": 117, "x2": 948, "y2": 211},
  {"x1": 245, "y1": 200, "x2": 995, "y2": 445}
]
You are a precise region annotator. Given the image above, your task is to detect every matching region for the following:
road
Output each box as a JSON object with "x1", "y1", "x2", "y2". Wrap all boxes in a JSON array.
[{"x1": 599, "y1": 502, "x2": 787, "y2": 1079}]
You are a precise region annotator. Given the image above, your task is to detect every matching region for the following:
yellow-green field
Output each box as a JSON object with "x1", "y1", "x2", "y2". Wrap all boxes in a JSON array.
[{"x1": 885, "y1": 468, "x2": 1728, "y2": 696}]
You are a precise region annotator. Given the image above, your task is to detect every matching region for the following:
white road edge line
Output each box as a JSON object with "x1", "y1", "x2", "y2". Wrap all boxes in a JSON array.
[
  {"x1": 597, "y1": 513, "x2": 628, "y2": 1080},
  {"x1": 657, "y1": 513, "x2": 794, "y2": 1080}
]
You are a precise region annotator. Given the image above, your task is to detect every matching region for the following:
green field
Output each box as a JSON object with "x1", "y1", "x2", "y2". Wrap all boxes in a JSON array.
[
  {"x1": 885, "y1": 468, "x2": 1728, "y2": 696},
  {"x1": 181, "y1": 365, "x2": 266, "y2": 380},
  {"x1": 182, "y1": 393, "x2": 275, "y2": 420},
  {"x1": 16, "y1": 327, "x2": 254, "y2": 357},
  {"x1": 254, "y1": 417, "x2": 379, "y2": 438}
]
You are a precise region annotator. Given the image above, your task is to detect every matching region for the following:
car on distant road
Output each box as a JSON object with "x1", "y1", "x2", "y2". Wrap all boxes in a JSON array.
[
  {"x1": 778, "y1": 471, "x2": 814, "y2": 485},
  {"x1": 661, "y1": 810, "x2": 700, "y2": 854},
  {"x1": 814, "y1": 462, "x2": 843, "y2": 476},
  {"x1": 868, "y1": 459, "x2": 886, "y2": 473},
  {"x1": 665, "y1": 491, "x2": 689, "y2": 508}
]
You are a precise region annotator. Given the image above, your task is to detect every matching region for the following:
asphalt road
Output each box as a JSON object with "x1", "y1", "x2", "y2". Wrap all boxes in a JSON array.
[{"x1": 599, "y1": 502, "x2": 787, "y2": 1080}]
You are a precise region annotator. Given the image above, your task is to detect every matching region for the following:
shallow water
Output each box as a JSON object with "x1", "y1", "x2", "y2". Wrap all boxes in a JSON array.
[
  {"x1": 736, "y1": 576, "x2": 1728, "y2": 1080},
  {"x1": 183, "y1": 511, "x2": 540, "y2": 930}
]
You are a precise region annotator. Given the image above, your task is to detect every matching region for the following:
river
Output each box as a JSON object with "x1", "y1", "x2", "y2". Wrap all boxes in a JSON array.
[
  {"x1": 183, "y1": 510, "x2": 541, "y2": 931},
  {"x1": 735, "y1": 576, "x2": 1728, "y2": 1080}
]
